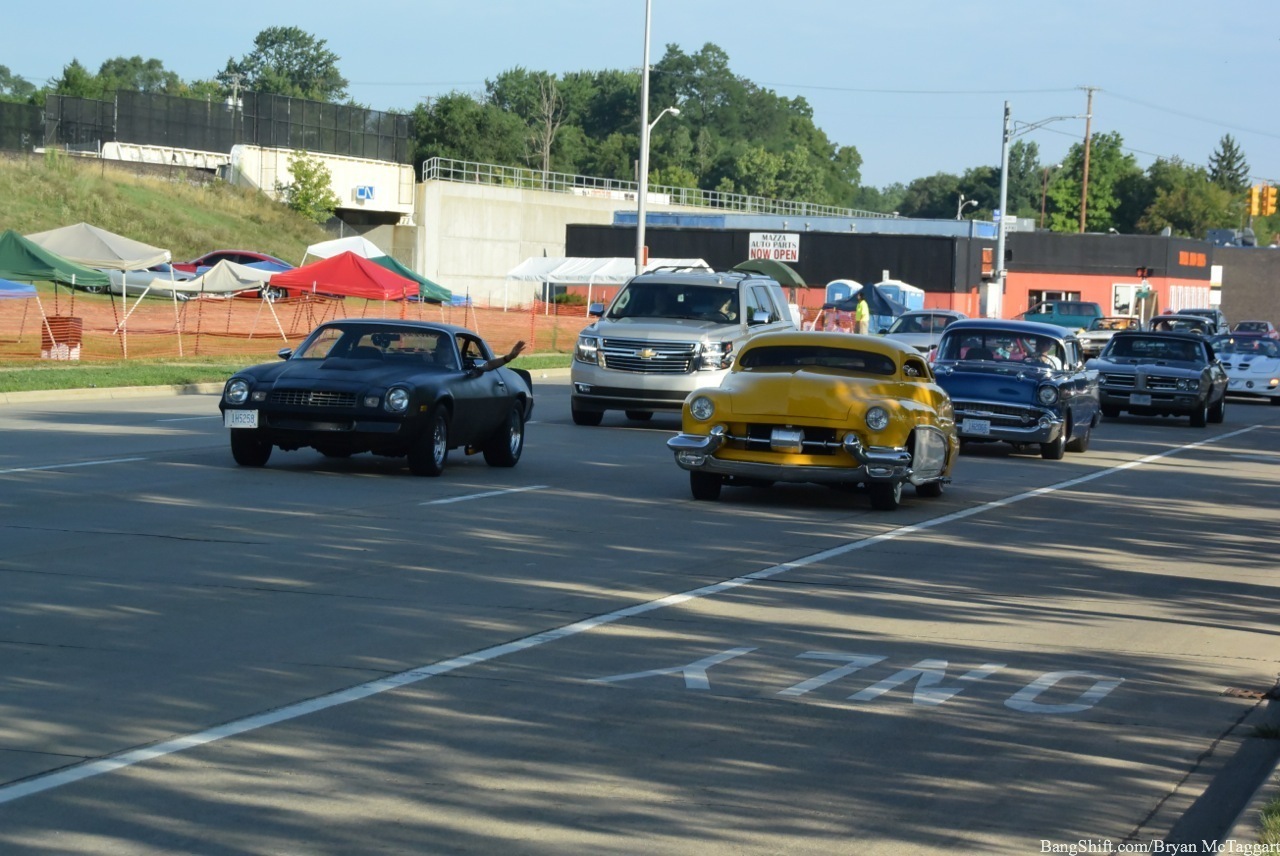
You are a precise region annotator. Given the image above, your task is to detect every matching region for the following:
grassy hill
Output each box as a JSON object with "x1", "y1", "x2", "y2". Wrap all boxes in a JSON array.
[{"x1": 0, "y1": 151, "x2": 329, "y2": 264}]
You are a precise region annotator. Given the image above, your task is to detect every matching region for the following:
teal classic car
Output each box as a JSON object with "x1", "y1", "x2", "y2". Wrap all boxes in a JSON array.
[{"x1": 932, "y1": 319, "x2": 1101, "y2": 459}]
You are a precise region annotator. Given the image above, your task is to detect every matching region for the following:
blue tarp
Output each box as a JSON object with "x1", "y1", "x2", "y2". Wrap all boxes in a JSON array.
[{"x1": 0, "y1": 278, "x2": 38, "y2": 299}]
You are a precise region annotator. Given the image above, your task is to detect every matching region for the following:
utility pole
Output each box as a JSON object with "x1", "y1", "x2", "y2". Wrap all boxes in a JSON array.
[{"x1": 1078, "y1": 86, "x2": 1096, "y2": 233}]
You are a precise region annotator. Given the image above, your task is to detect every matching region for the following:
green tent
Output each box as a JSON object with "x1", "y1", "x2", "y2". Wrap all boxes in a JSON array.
[
  {"x1": 370, "y1": 254, "x2": 452, "y2": 303},
  {"x1": 0, "y1": 229, "x2": 111, "y2": 288}
]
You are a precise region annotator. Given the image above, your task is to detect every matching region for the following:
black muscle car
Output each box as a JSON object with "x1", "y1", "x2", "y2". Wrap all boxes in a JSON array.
[
  {"x1": 1086, "y1": 329, "x2": 1227, "y2": 426},
  {"x1": 219, "y1": 319, "x2": 534, "y2": 475}
]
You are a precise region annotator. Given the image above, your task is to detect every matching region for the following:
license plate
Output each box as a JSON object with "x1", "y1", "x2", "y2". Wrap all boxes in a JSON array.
[
  {"x1": 961, "y1": 418, "x2": 991, "y2": 436},
  {"x1": 224, "y1": 409, "x2": 259, "y2": 429},
  {"x1": 1129, "y1": 393, "x2": 1152, "y2": 406}
]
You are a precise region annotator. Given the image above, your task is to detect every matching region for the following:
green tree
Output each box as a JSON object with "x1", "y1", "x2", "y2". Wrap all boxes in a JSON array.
[
  {"x1": 410, "y1": 92, "x2": 527, "y2": 170},
  {"x1": 50, "y1": 60, "x2": 100, "y2": 98},
  {"x1": 220, "y1": 27, "x2": 348, "y2": 102},
  {"x1": 1207, "y1": 133, "x2": 1249, "y2": 193},
  {"x1": 97, "y1": 56, "x2": 182, "y2": 95},
  {"x1": 1136, "y1": 158, "x2": 1236, "y2": 238},
  {"x1": 0, "y1": 65, "x2": 36, "y2": 103},
  {"x1": 1045, "y1": 131, "x2": 1141, "y2": 232},
  {"x1": 275, "y1": 151, "x2": 340, "y2": 224},
  {"x1": 898, "y1": 172, "x2": 963, "y2": 219}
]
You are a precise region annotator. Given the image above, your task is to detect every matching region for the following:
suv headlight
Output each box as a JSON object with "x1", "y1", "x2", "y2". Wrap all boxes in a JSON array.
[
  {"x1": 699, "y1": 340, "x2": 733, "y2": 371},
  {"x1": 225, "y1": 378, "x2": 250, "y2": 404},
  {"x1": 866, "y1": 406, "x2": 889, "y2": 431},
  {"x1": 1036, "y1": 384, "x2": 1060, "y2": 406},
  {"x1": 575, "y1": 334, "x2": 601, "y2": 364},
  {"x1": 385, "y1": 387, "x2": 411, "y2": 413}
]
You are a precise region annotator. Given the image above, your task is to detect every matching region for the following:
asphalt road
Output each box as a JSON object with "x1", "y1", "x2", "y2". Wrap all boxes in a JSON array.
[{"x1": 1, "y1": 379, "x2": 1278, "y2": 855}]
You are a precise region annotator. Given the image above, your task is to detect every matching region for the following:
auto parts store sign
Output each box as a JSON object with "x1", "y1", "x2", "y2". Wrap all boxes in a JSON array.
[{"x1": 749, "y1": 232, "x2": 800, "y2": 262}]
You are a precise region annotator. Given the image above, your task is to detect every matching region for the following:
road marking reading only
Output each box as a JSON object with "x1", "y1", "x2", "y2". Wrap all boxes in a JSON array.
[
  {"x1": 0, "y1": 457, "x2": 146, "y2": 476},
  {"x1": 0, "y1": 426, "x2": 1262, "y2": 805}
]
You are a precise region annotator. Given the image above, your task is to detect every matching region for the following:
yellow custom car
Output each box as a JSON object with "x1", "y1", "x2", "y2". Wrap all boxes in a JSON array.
[{"x1": 667, "y1": 331, "x2": 959, "y2": 510}]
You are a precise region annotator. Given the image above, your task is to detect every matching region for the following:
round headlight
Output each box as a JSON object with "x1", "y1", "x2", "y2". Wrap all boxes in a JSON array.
[
  {"x1": 690, "y1": 395, "x2": 715, "y2": 421},
  {"x1": 866, "y1": 406, "x2": 889, "y2": 431},
  {"x1": 225, "y1": 379, "x2": 250, "y2": 404},
  {"x1": 1036, "y1": 385, "x2": 1060, "y2": 406},
  {"x1": 386, "y1": 387, "x2": 411, "y2": 413}
]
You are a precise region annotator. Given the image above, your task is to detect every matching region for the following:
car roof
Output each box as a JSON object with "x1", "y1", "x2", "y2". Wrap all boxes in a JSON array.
[
  {"x1": 901, "y1": 309, "x2": 965, "y2": 317},
  {"x1": 1112, "y1": 329, "x2": 1206, "y2": 342},
  {"x1": 744, "y1": 330, "x2": 922, "y2": 360},
  {"x1": 628, "y1": 269, "x2": 779, "y2": 289},
  {"x1": 943, "y1": 318, "x2": 1077, "y2": 338}
]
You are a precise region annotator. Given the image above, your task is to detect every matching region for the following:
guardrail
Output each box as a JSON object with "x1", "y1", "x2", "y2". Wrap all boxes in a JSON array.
[{"x1": 420, "y1": 157, "x2": 894, "y2": 220}]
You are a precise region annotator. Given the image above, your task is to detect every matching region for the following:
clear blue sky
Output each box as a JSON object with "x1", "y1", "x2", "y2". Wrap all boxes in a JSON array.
[{"x1": 7, "y1": 0, "x2": 1275, "y2": 189}]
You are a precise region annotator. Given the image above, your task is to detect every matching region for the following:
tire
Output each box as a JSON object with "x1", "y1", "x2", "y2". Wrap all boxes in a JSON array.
[
  {"x1": 1189, "y1": 402, "x2": 1208, "y2": 428},
  {"x1": 868, "y1": 480, "x2": 903, "y2": 511},
  {"x1": 230, "y1": 430, "x2": 272, "y2": 467},
  {"x1": 1065, "y1": 423, "x2": 1091, "y2": 453},
  {"x1": 690, "y1": 471, "x2": 722, "y2": 501},
  {"x1": 1101, "y1": 405, "x2": 1120, "y2": 419},
  {"x1": 915, "y1": 480, "x2": 944, "y2": 499},
  {"x1": 482, "y1": 405, "x2": 524, "y2": 467},
  {"x1": 408, "y1": 407, "x2": 449, "y2": 476},
  {"x1": 571, "y1": 403, "x2": 603, "y2": 426},
  {"x1": 1040, "y1": 431, "x2": 1066, "y2": 460},
  {"x1": 81, "y1": 285, "x2": 107, "y2": 295},
  {"x1": 1208, "y1": 395, "x2": 1226, "y2": 424},
  {"x1": 624, "y1": 410, "x2": 653, "y2": 421}
]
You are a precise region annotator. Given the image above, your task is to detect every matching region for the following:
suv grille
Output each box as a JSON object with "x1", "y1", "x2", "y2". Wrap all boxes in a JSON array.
[
  {"x1": 270, "y1": 390, "x2": 358, "y2": 407},
  {"x1": 601, "y1": 337, "x2": 698, "y2": 373}
]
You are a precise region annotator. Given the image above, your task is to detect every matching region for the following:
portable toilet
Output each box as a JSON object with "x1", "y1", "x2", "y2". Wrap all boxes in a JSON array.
[
  {"x1": 869, "y1": 277, "x2": 924, "y2": 332},
  {"x1": 825, "y1": 279, "x2": 860, "y2": 305}
]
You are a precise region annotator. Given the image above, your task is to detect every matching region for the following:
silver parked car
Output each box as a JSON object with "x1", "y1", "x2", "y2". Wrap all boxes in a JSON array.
[
  {"x1": 571, "y1": 268, "x2": 797, "y2": 425},
  {"x1": 878, "y1": 309, "x2": 968, "y2": 354},
  {"x1": 1078, "y1": 316, "x2": 1143, "y2": 358}
]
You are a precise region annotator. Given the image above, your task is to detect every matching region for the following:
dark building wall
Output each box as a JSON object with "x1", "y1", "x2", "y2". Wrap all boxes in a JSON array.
[
  {"x1": 1217, "y1": 247, "x2": 1280, "y2": 324},
  {"x1": 1006, "y1": 232, "x2": 1212, "y2": 281},
  {"x1": 565, "y1": 225, "x2": 982, "y2": 293}
]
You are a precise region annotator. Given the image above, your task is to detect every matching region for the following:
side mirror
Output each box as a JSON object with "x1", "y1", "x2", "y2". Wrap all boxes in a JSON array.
[
  {"x1": 749, "y1": 309, "x2": 770, "y2": 325},
  {"x1": 588, "y1": 302, "x2": 605, "y2": 317},
  {"x1": 277, "y1": 348, "x2": 292, "y2": 360},
  {"x1": 877, "y1": 327, "x2": 888, "y2": 335}
]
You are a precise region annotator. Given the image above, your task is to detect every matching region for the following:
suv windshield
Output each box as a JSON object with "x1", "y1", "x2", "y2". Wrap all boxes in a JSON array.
[{"x1": 607, "y1": 284, "x2": 737, "y2": 322}]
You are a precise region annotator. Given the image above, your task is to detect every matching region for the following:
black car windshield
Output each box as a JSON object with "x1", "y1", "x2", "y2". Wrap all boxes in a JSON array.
[
  {"x1": 607, "y1": 284, "x2": 737, "y2": 322},
  {"x1": 937, "y1": 330, "x2": 1065, "y2": 366},
  {"x1": 295, "y1": 324, "x2": 457, "y2": 367},
  {"x1": 1211, "y1": 336, "x2": 1279, "y2": 357},
  {"x1": 739, "y1": 345, "x2": 897, "y2": 376},
  {"x1": 1105, "y1": 336, "x2": 1203, "y2": 362}
]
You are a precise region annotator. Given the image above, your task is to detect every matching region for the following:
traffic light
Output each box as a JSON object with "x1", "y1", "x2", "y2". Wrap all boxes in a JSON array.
[
  {"x1": 1247, "y1": 186, "x2": 1262, "y2": 217},
  {"x1": 1264, "y1": 185, "x2": 1278, "y2": 217}
]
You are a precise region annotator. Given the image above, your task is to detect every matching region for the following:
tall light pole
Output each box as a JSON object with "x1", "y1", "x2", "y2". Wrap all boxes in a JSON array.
[
  {"x1": 634, "y1": 0, "x2": 654, "y2": 275},
  {"x1": 956, "y1": 194, "x2": 978, "y2": 220},
  {"x1": 993, "y1": 102, "x2": 1086, "y2": 318}
]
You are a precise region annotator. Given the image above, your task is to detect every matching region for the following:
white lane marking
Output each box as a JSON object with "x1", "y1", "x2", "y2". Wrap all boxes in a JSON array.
[
  {"x1": 0, "y1": 457, "x2": 146, "y2": 476},
  {"x1": 156, "y1": 416, "x2": 219, "y2": 423},
  {"x1": 0, "y1": 426, "x2": 1261, "y2": 804},
  {"x1": 420, "y1": 485, "x2": 547, "y2": 505}
]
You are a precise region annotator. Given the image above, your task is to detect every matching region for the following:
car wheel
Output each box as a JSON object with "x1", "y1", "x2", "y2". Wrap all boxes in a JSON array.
[
  {"x1": 915, "y1": 480, "x2": 944, "y2": 499},
  {"x1": 1208, "y1": 395, "x2": 1226, "y2": 424},
  {"x1": 624, "y1": 410, "x2": 653, "y2": 421},
  {"x1": 869, "y1": 481, "x2": 903, "y2": 511},
  {"x1": 262, "y1": 286, "x2": 288, "y2": 300},
  {"x1": 690, "y1": 471, "x2": 722, "y2": 501},
  {"x1": 81, "y1": 285, "x2": 107, "y2": 295},
  {"x1": 1189, "y1": 402, "x2": 1208, "y2": 428},
  {"x1": 1101, "y1": 405, "x2": 1120, "y2": 419},
  {"x1": 571, "y1": 403, "x2": 604, "y2": 426},
  {"x1": 1065, "y1": 422, "x2": 1091, "y2": 453},
  {"x1": 230, "y1": 430, "x2": 272, "y2": 467},
  {"x1": 482, "y1": 404, "x2": 525, "y2": 467},
  {"x1": 1040, "y1": 431, "x2": 1066, "y2": 460},
  {"x1": 408, "y1": 407, "x2": 450, "y2": 476}
]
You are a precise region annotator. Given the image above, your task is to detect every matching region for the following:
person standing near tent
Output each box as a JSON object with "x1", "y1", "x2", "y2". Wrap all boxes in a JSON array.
[{"x1": 854, "y1": 291, "x2": 871, "y2": 335}]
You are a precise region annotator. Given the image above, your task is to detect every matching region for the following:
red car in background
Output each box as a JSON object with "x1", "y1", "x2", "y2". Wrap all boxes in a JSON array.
[{"x1": 173, "y1": 250, "x2": 294, "y2": 275}]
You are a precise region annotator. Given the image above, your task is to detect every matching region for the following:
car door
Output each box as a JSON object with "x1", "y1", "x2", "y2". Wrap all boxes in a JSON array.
[{"x1": 450, "y1": 333, "x2": 511, "y2": 442}]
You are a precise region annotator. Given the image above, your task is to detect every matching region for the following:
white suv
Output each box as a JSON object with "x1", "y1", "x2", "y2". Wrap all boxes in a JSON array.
[{"x1": 571, "y1": 269, "x2": 797, "y2": 425}]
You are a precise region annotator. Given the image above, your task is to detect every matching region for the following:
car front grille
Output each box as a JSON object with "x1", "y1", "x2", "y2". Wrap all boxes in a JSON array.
[
  {"x1": 270, "y1": 390, "x2": 359, "y2": 408},
  {"x1": 1145, "y1": 375, "x2": 1182, "y2": 391},
  {"x1": 601, "y1": 337, "x2": 698, "y2": 373},
  {"x1": 1100, "y1": 373, "x2": 1136, "y2": 389},
  {"x1": 738, "y1": 423, "x2": 840, "y2": 455},
  {"x1": 953, "y1": 400, "x2": 1040, "y2": 425}
]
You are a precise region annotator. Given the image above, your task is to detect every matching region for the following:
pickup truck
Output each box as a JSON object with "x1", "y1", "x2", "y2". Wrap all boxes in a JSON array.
[{"x1": 1018, "y1": 301, "x2": 1103, "y2": 331}]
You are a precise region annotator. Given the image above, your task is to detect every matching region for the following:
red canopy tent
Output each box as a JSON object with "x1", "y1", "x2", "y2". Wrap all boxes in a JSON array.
[{"x1": 269, "y1": 251, "x2": 417, "y2": 300}]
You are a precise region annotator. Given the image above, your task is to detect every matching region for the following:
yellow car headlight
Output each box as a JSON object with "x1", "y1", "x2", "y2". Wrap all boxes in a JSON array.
[
  {"x1": 690, "y1": 395, "x2": 715, "y2": 421},
  {"x1": 866, "y1": 406, "x2": 889, "y2": 431}
]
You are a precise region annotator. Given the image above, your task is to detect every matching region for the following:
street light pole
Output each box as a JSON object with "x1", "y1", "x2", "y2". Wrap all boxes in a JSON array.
[
  {"x1": 634, "y1": 0, "x2": 654, "y2": 275},
  {"x1": 956, "y1": 195, "x2": 978, "y2": 220}
]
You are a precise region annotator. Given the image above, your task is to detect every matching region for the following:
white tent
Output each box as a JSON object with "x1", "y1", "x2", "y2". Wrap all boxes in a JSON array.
[
  {"x1": 302, "y1": 235, "x2": 386, "y2": 263},
  {"x1": 505, "y1": 256, "x2": 711, "y2": 308}
]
